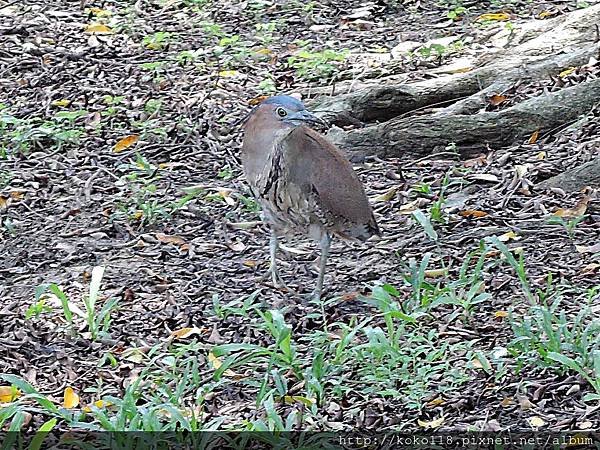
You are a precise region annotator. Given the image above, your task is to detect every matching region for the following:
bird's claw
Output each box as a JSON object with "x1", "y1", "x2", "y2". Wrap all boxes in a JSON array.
[{"x1": 259, "y1": 267, "x2": 295, "y2": 293}]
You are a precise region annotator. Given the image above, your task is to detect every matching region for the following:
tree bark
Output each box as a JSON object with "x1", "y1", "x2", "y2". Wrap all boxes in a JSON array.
[
  {"x1": 311, "y1": 4, "x2": 600, "y2": 126},
  {"x1": 329, "y1": 78, "x2": 600, "y2": 159},
  {"x1": 537, "y1": 157, "x2": 600, "y2": 191}
]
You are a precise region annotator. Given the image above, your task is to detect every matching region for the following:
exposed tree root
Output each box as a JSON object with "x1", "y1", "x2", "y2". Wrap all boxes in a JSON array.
[
  {"x1": 310, "y1": 0, "x2": 600, "y2": 202},
  {"x1": 537, "y1": 157, "x2": 600, "y2": 191},
  {"x1": 312, "y1": 4, "x2": 600, "y2": 126}
]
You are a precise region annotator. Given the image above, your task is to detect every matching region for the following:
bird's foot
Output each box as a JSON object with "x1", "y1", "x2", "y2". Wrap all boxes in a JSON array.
[{"x1": 259, "y1": 267, "x2": 296, "y2": 293}]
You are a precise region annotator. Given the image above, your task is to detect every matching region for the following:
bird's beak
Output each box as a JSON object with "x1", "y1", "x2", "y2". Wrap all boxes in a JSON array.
[{"x1": 286, "y1": 109, "x2": 328, "y2": 127}]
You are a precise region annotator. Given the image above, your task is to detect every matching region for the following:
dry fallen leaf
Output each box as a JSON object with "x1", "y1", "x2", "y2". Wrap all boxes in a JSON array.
[
  {"x1": 373, "y1": 187, "x2": 397, "y2": 202},
  {"x1": 218, "y1": 190, "x2": 236, "y2": 206},
  {"x1": 171, "y1": 327, "x2": 205, "y2": 339},
  {"x1": 497, "y1": 230, "x2": 519, "y2": 242},
  {"x1": 553, "y1": 196, "x2": 590, "y2": 218},
  {"x1": 536, "y1": 151, "x2": 546, "y2": 160},
  {"x1": 477, "y1": 12, "x2": 510, "y2": 21},
  {"x1": 576, "y1": 243, "x2": 600, "y2": 254},
  {"x1": 528, "y1": 130, "x2": 540, "y2": 144},
  {"x1": 208, "y1": 352, "x2": 237, "y2": 377},
  {"x1": 417, "y1": 416, "x2": 444, "y2": 429},
  {"x1": 500, "y1": 397, "x2": 513, "y2": 407},
  {"x1": 0, "y1": 386, "x2": 21, "y2": 403},
  {"x1": 581, "y1": 263, "x2": 600, "y2": 275},
  {"x1": 227, "y1": 241, "x2": 246, "y2": 252},
  {"x1": 463, "y1": 155, "x2": 487, "y2": 167},
  {"x1": 63, "y1": 387, "x2": 80, "y2": 409},
  {"x1": 398, "y1": 199, "x2": 421, "y2": 214},
  {"x1": 459, "y1": 209, "x2": 488, "y2": 218},
  {"x1": 283, "y1": 395, "x2": 316, "y2": 407},
  {"x1": 488, "y1": 94, "x2": 507, "y2": 106},
  {"x1": 494, "y1": 310, "x2": 509, "y2": 319},
  {"x1": 426, "y1": 397, "x2": 445, "y2": 407},
  {"x1": 87, "y1": 7, "x2": 112, "y2": 17},
  {"x1": 83, "y1": 399, "x2": 113, "y2": 412},
  {"x1": 156, "y1": 233, "x2": 186, "y2": 246},
  {"x1": 528, "y1": 416, "x2": 546, "y2": 428},
  {"x1": 84, "y1": 23, "x2": 112, "y2": 34},
  {"x1": 248, "y1": 95, "x2": 269, "y2": 105},
  {"x1": 469, "y1": 173, "x2": 499, "y2": 183},
  {"x1": 114, "y1": 135, "x2": 139, "y2": 153},
  {"x1": 538, "y1": 10, "x2": 557, "y2": 19},
  {"x1": 559, "y1": 67, "x2": 576, "y2": 78},
  {"x1": 424, "y1": 268, "x2": 448, "y2": 278},
  {"x1": 517, "y1": 395, "x2": 534, "y2": 410},
  {"x1": 218, "y1": 70, "x2": 239, "y2": 78},
  {"x1": 52, "y1": 99, "x2": 71, "y2": 107}
]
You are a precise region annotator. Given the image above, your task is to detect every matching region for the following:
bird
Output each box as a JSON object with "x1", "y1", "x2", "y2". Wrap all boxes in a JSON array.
[{"x1": 240, "y1": 95, "x2": 379, "y2": 302}]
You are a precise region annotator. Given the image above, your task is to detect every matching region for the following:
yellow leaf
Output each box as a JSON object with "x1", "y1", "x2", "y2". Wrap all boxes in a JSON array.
[
  {"x1": 536, "y1": 151, "x2": 546, "y2": 160},
  {"x1": 170, "y1": 327, "x2": 205, "y2": 339},
  {"x1": 283, "y1": 396, "x2": 316, "y2": 407},
  {"x1": 254, "y1": 48, "x2": 272, "y2": 55},
  {"x1": 494, "y1": 310, "x2": 508, "y2": 318},
  {"x1": 52, "y1": 99, "x2": 71, "y2": 107},
  {"x1": 63, "y1": 387, "x2": 80, "y2": 409},
  {"x1": 459, "y1": 209, "x2": 488, "y2": 218},
  {"x1": 132, "y1": 210, "x2": 143, "y2": 220},
  {"x1": 424, "y1": 268, "x2": 448, "y2": 278},
  {"x1": 500, "y1": 397, "x2": 513, "y2": 407},
  {"x1": 373, "y1": 187, "x2": 397, "y2": 202},
  {"x1": 208, "y1": 352, "x2": 237, "y2": 377},
  {"x1": 113, "y1": 135, "x2": 139, "y2": 153},
  {"x1": 218, "y1": 70, "x2": 239, "y2": 78},
  {"x1": 477, "y1": 12, "x2": 510, "y2": 21},
  {"x1": 243, "y1": 260, "x2": 257, "y2": 268},
  {"x1": 538, "y1": 10, "x2": 556, "y2": 19},
  {"x1": 528, "y1": 416, "x2": 546, "y2": 428},
  {"x1": 471, "y1": 358, "x2": 483, "y2": 369},
  {"x1": 87, "y1": 7, "x2": 112, "y2": 17},
  {"x1": 248, "y1": 95, "x2": 269, "y2": 106},
  {"x1": 498, "y1": 231, "x2": 518, "y2": 242},
  {"x1": 398, "y1": 199, "x2": 420, "y2": 214},
  {"x1": 83, "y1": 399, "x2": 112, "y2": 412},
  {"x1": 84, "y1": 23, "x2": 112, "y2": 34},
  {"x1": 219, "y1": 190, "x2": 236, "y2": 206},
  {"x1": 559, "y1": 67, "x2": 576, "y2": 78},
  {"x1": 528, "y1": 129, "x2": 540, "y2": 144},
  {"x1": 0, "y1": 386, "x2": 21, "y2": 403},
  {"x1": 426, "y1": 397, "x2": 445, "y2": 407},
  {"x1": 208, "y1": 351, "x2": 223, "y2": 369},
  {"x1": 418, "y1": 416, "x2": 444, "y2": 429}
]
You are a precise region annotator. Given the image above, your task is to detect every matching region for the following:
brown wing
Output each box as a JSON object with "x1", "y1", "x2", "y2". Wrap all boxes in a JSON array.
[{"x1": 282, "y1": 126, "x2": 379, "y2": 240}]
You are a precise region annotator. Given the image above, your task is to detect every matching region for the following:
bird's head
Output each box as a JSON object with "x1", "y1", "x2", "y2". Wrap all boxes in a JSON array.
[{"x1": 243, "y1": 95, "x2": 325, "y2": 129}]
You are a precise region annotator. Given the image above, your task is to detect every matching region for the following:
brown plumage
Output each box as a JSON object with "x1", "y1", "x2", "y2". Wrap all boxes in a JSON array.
[{"x1": 241, "y1": 95, "x2": 379, "y2": 301}]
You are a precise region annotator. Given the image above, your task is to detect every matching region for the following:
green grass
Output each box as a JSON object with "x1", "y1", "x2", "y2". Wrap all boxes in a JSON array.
[{"x1": 2, "y1": 238, "x2": 598, "y2": 433}]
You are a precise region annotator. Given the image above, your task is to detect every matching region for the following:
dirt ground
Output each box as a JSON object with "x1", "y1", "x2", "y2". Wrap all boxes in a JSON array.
[{"x1": 1, "y1": 0, "x2": 599, "y2": 433}]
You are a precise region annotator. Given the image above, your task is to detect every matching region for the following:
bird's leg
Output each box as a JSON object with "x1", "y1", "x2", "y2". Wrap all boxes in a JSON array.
[
  {"x1": 268, "y1": 232, "x2": 281, "y2": 286},
  {"x1": 260, "y1": 231, "x2": 292, "y2": 291},
  {"x1": 311, "y1": 232, "x2": 331, "y2": 303}
]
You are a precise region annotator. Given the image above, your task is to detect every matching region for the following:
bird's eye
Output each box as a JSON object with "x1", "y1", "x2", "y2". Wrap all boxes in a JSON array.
[{"x1": 276, "y1": 107, "x2": 287, "y2": 118}]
